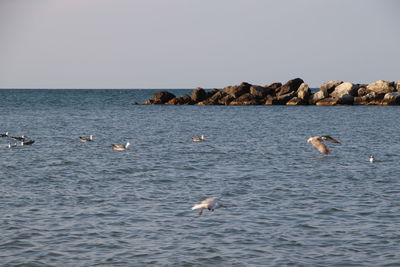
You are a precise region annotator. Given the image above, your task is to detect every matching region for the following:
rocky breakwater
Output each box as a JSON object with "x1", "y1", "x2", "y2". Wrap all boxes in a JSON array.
[{"x1": 143, "y1": 79, "x2": 400, "y2": 106}]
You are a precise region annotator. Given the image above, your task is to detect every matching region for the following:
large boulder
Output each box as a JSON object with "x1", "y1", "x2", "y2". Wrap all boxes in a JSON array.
[
  {"x1": 276, "y1": 78, "x2": 304, "y2": 96},
  {"x1": 309, "y1": 90, "x2": 328, "y2": 105},
  {"x1": 165, "y1": 97, "x2": 181, "y2": 105},
  {"x1": 180, "y1": 94, "x2": 194, "y2": 105},
  {"x1": 320, "y1": 80, "x2": 343, "y2": 94},
  {"x1": 250, "y1": 85, "x2": 272, "y2": 99},
  {"x1": 297, "y1": 83, "x2": 311, "y2": 101},
  {"x1": 145, "y1": 99, "x2": 154, "y2": 104},
  {"x1": 366, "y1": 80, "x2": 395, "y2": 95},
  {"x1": 153, "y1": 91, "x2": 176, "y2": 104},
  {"x1": 221, "y1": 82, "x2": 251, "y2": 98},
  {"x1": 337, "y1": 94, "x2": 354, "y2": 105},
  {"x1": 396, "y1": 81, "x2": 400, "y2": 92},
  {"x1": 191, "y1": 87, "x2": 207, "y2": 103},
  {"x1": 382, "y1": 92, "x2": 400, "y2": 105},
  {"x1": 229, "y1": 93, "x2": 259, "y2": 105},
  {"x1": 330, "y1": 82, "x2": 358, "y2": 98}
]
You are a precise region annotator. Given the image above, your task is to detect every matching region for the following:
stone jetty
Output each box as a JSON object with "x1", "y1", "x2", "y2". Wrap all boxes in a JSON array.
[{"x1": 142, "y1": 79, "x2": 400, "y2": 106}]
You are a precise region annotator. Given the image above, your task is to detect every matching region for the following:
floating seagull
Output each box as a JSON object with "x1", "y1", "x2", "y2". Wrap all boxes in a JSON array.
[
  {"x1": 192, "y1": 135, "x2": 206, "y2": 142},
  {"x1": 111, "y1": 141, "x2": 130, "y2": 151},
  {"x1": 191, "y1": 197, "x2": 222, "y2": 215},
  {"x1": 369, "y1": 155, "x2": 375, "y2": 163},
  {"x1": 6, "y1": 143, "x2": 17, "y2": 148},
  {"x1": 21, "y1": 140, "x2": 35, "y2": 146},
  {"x1": 11, "y1": 135, "x2": 25, "y2": 141},
  {"x1": 307, "y1": 135, "x2": 340, "y2": 154},
  {"x1": 79, "y1": 135, "x2": 95, "y2": 142},
  {"x1": 0, "y1": 131, "x2": 9, "y2": 138}
]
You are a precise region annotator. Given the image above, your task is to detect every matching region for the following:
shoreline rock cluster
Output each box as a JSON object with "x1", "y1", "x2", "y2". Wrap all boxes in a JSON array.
[{"x1": 142, "y1": 78, "x2": 400, "y2": 106}]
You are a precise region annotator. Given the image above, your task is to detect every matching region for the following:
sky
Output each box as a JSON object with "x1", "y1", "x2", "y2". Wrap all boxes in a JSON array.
[{"x1": 0, "y1": 0, "x2": 399, "y2": 89}]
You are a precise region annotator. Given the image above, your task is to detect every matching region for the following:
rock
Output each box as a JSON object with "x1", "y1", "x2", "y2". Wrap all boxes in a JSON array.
[
  {"x1": 337, "y1": 94, "x2": 354, "y2": 105},
  {"x1": 250, "y1": 85, "x2": 272, "y2": 99},
  {"x1": 396, "y1": 82, "x2": 400, "y2": 92},
  {"x1": 230, "y1": 93, "x2": 259, "y2": 105},
  {"x1": 330, "y1": 82, "x2": 358, "y2": 98},
  {"x1": 364, "y1": 92, "x2": 384, "y2": 105},
  {"x1": 276, "y1": 91, "x2": 296, "y2": 105},
  {"x1": 153, "y1": 91, "x2": 176, "y2": 104},
  {"x1": 199, "y1": 91, "x2": 224, "y2": 105},
  {"x1": 180, "y1": 94, "x2": 194, "y2": 105},
  {"x1": 382, "y1": 92, "x2": 400, "y2": 105},
  {"x1": 320, "y1": 80, "x2": 343, "y2": 94},
  {"x1": 286, "y1": 97, "x2": 307, "y2": 105},
  {"x1": 276, "y1": 78, "x2": 304, "y2": 96},
  {"x1": 309, "y1": 90, "x2": 328, "y2": 105},
  {"x1": 366, "y1": 80, "x2": 395, "y2": 95},
  {"x1": 353, "y1": 96, "x2": 369, "y2": 105},
  {"x1": 166, "y1": 98, "x2": 181, "y2": 105},
  {"x1": 208, "y1": 88, "x2": 219, "y2": 97},
  {"x1": 357, "y1": 87, "x2": 367, "y2": 97},
  {"x1": 265, "y1": 82, "x2": 282, "y2": 90},
  {"x1": 221, "y1": 82, "x2": 251, "y2": 98},
  {"x1": 297, "y1": 83, "x2": 311, "y2": 101},
  {"x1": 316, "y1": 97, "x2": 339, "y2": 106},
  {"x1": 264, "y1": 95, "x2": 279, "y2": 105},
  {"x1": 145, "y1": 99, "x2": 154, "y2": 104},
  {"x1": 191, "y1": 87, "x2": 207, "y2": 103},
  {"x1": 131, "y1": 101, "x2": 139, "y2": 105}
]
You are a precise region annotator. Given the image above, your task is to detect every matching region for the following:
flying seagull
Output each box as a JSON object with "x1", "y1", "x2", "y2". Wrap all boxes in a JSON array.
[
  {"x1": 191, "y1": 197, "x2": 222, "y2": 215},
  {"x1": 307, "y1": 135, "x2": 340, "y2": 154}
]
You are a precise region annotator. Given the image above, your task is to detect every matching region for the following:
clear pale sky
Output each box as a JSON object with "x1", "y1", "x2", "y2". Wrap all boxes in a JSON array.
[{"x1": 0, "y1": 0, "x2": 399, "y2": 89}]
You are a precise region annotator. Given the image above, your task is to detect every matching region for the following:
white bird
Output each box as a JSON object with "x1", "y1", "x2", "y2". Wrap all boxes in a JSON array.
[
  {"x1": 79, "y1": 135, "x2": 95, "y2": 142},
  {"x1": 0, "y1": 131, "x2": 9, "y2": 138},
  {"x1": 369, "y1": 155, "x2": 375, "y2": 163},
  {"x1": 191, "y1": 197, "x2": 222, "y2": 215},
  {"x1": 111, "y1": 141, "x2": 131, "y2": 151},
  {"x1": 192, "y1": 135, "x2": 206, "y2": 142},
  {"x1": 307, "y1": 135, "x2": 340, "y2": 154}
]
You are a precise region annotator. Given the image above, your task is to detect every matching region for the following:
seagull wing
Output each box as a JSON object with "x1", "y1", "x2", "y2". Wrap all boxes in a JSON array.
[
  {"x1": 321, "y1": 136, "x2": 340, "y2": 144},
  {"x1": 310, "y1": 138, "x2": 330, "y2": 154}
]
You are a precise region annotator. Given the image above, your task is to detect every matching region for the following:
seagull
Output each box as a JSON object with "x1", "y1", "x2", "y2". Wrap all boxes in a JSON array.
[
  {"x1": 369, "y1": 155, "x2": 375, "y2": 163},
  {"x1": 307, "y1": 135, "x2": 340, "y2": 154},
  {"x1": 0, "y1": 131, "x2": 9, "y2": 138},
  {"x1": 21, "y1": 140, "x2": 35, "y2": 146},
  {"x1": 111, "y1": 141, "x2": 130, "y2": 151},
  {"x1": 191, "y1": 197, "x2": 222, "y2": 215},
  {"x1": 79, "y1": 135, "x2": 95, "y2": 142},
  {"x1": 6, "y1": 143, "x2": 17, "y2": 148},
  {"x1": 192, "y1": 135, "x2": 206, "y2": 142},
  {"x1": 11, "y1": 135, "x2": 25, "y2": 141}
]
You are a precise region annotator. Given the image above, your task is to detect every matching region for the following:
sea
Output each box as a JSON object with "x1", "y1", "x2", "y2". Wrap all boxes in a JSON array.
[{"x1": 1, "y1": 89, "x2": 400, "y2": 266}]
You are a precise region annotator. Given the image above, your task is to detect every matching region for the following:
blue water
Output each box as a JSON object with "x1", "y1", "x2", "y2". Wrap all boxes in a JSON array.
[{"x1": 1, "y1": 89, "x2": 400, "y2": 266}]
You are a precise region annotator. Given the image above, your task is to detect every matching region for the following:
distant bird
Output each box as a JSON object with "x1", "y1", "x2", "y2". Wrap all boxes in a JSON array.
[
  {"x1": 191, "y1": 197, "x2": 222, "y2": 215},
  {"x1": 0, "y1": 131, "x2": 9, "y2": 138},
  {"x1": 369, "y1": 155, "x2": 375, "y2": 163},
  {"x1": 79, "y1": 135, "x2": 95, "y2": 142},
  {"x1": 6, "y1": 143, "x2": 17, "y2": 148},
  {"x1": 11, "y1": 135, "x2": 25, "y2": 141},
  {"x1": 111, "y1": 141, "x2": 130, "y2": 151},
  {"x1": 307, "y1": 135, "x2": 341, "y2": 154},
  {"x1": 21, "y1": 140, "x2": 35, "y2": 146},
  {"x1": 192, "y1": 135, "x2": 206, "y2": 142}
]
